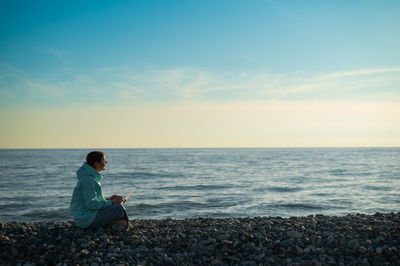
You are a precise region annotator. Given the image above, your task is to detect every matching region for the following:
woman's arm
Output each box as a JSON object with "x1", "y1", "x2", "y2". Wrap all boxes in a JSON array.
[{"x1": 81, "y1": 178, "x2": 112, "y2": 210}]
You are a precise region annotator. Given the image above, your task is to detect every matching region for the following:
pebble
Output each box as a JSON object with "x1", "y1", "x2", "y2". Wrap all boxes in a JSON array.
[
  {"x1": 296, "y1": 246, "x2": 303, "y2": 255},
  {"x1": 347, "y1": 239, "x2": 359, "y2": 250},
  {"x1": 326, "y1": 235, "x2": 335, "y2": 245},
  {"x1": 81, "y1": 249, "x2": 90, "y2": 256},
  {"x1": 254, "y1": 252, "x2": 265, "y2": 260},
  {"x1": 359, "y1": 246, "x2": 367, "y2": 253},
  {"x1": 0, "y1": 213, "x2": 399, "y2": 265},
  {"x1": 287, "y1": 231, "x2": 303, "y2": 238},
  {"x1": 280, "y1": 239, "x2": 292, "y2": 247},
  {"x1": 376, "y1": 247, "x2": 383, "y2": 254}
]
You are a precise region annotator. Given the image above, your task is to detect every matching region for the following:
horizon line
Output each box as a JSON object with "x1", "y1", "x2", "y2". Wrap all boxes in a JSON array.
[{"x1": 0, "y1": 146, "x2": 399, "y2": 150}]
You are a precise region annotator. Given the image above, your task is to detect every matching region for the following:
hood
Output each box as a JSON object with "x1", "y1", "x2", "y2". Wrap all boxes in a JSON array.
[{"x1": 76, "y1": 163, "x2": 103, "y2": 182}]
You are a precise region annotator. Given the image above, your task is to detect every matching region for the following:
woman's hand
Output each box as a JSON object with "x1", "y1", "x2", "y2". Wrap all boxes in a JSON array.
[
  {"x1": 108, "y1": 195, "x2": 123, "y2": 200},
  {"x1": 111, "y1": 195, "x2": 124, "y2": 205},
  {"x1": 108, "y1": 195, "x2": 117, "y2": 200}
]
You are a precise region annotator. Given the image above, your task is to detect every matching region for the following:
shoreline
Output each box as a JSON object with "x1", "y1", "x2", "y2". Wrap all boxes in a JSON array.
[{"x1": 1, "y1": 213, "x2": 399, "y2": 265}]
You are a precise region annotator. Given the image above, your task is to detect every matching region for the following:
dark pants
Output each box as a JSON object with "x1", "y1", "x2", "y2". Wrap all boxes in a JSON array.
[{"x1": 87, "y1": 204, "x2": 129, "y2": 228}]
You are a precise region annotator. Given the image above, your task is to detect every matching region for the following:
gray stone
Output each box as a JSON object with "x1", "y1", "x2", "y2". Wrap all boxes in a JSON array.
[
  {"x1": 312, "y1": 247, "x2": 323, "y2": 254},
  {"x1": 153, "y1": 247, "x2": 163, "y2": 252},
  {"x1": 326, "y1": 235, "x2": 335, "y2": 244},
  {"x1": 280, "y1": 239, "x2": 292, "y2": 247},
  {"x1": 216, "y1": 234, "x2": 229, "y2": 241},
  {"x1": 161, "y1": 253, "x2": 173, "y2": 264},
  {"x1": 211, "y1": 258, "x2": 220, "y2": 265},
  {"x1": 0, "y1": 235, "x2": 10, "y2": 243},
  {"x1": 376, "y1": 247, "x2": 383, "y2": 254},
  {"x1": 81, "y1": 249, "x2": 90, "y2": 256},
  {"x1": 296, "y1": 246, "x2": 303, "y2": 255},
  {"x1": 221, "y1": 240, "x2": 233, "y2": 245},
  {"x1": 347, "y1": 239, "x2": 359, "y2": 250},
  {"x1": 359, "y1": 246, "x2": 367, "y2": 253},
  {"x1": 287, "y1": 231, "x2": 303, "y2": 238},
  {"x1": 227, "y1": 256, "x2": 241, "y2": 262},
  {"x1": 254, "y1": 252, "x2": 265, "y2": 260},
  {"x1": 201, "y1": 238, "x2": 216, "y2": 246},
  {"x1": 77, "y1": 238, "x2": 86, "y2": 244},
  {"x1": 11, "y1": 247, "x2": 19, "y2": 257}
]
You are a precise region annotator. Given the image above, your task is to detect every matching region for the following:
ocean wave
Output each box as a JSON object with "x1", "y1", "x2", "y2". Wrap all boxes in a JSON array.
[
  {"x1": 274, "y1": 203, "x2": 324, "y2": 210},
  {"x1": 21, "y1": 208, "x2": 71, "y2": 221},
  {"x1": 363, "y1": 185, "x2": 391, "y2": 191},
  {"x1": 266, "y1": 186, "x2": 303, "y2": 193},
  {"x1": 155, "y1": 184, "x2": 231, "y2": 191},
  {"x1": 126, "y1": 201, "x2": 205, "y2": 217},
  {"x1": 131, "y1": 200, "x2": 206, "y2": 210},
  {"x1": 205, "y1": 197, "x2": 249, "y2": 208},
  {"x1": 127, "y1": 198, "x2": 247, "y2": 214},
  {"x1": 111, "y1": 171, "x2": 184, "y2": 179},
  {"x1": 329, "y1": 169, "x2": 350, "y2": 176}
]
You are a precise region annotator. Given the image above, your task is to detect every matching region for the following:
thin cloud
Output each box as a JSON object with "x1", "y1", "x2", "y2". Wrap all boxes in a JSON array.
[
  {"x1": 116, "y1": 67, "x2": 400, "y2": 101},
  {"x1": 1, "y1": 63, "x2": 399, "y2": 105},
  {"x1": 25, "y1": 80, "x2": 66, "y2": 98},
  {"x1": 44, "y1": 48, "x2": 65, "y2": 58},
  {"x1": 322, "y1": 67, "x2": 400, "y2": 78}
]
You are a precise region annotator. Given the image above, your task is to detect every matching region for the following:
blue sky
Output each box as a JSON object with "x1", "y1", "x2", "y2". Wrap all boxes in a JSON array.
[{"x1": 0, "y1": 0, "x2": 399, "y2": 147}]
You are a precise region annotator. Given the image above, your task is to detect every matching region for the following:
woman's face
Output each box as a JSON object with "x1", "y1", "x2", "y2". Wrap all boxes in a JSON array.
[{"x1": 94, "y1": 156, "x2": 107, "y2": 172}]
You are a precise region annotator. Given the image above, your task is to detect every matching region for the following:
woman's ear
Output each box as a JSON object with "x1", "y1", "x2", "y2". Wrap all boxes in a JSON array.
[{"x1": 93, "y1": 161, "x2": 100, "y2": 171}]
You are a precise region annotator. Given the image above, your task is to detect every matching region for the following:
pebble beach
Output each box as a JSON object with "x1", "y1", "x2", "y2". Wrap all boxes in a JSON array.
[{"x1": 1, "y1": 213, "x2": 399, "y2": 265}]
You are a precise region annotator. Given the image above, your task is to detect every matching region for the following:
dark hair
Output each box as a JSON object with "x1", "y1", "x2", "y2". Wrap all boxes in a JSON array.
[{"x1": 86, "y1": 151, "x2": 105, "y2": 167}]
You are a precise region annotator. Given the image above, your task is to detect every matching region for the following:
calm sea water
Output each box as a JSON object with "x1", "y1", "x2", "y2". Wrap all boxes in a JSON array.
[{"x1": 0, "y1": 148, "x2": 399, "y2": 222}]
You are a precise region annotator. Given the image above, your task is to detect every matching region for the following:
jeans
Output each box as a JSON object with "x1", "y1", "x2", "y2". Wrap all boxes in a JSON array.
[{"x1": 87, "y1": 204, "x2": 129, "y2": 228}]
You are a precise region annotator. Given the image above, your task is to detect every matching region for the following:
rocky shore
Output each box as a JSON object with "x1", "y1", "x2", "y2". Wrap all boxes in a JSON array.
[{"x1": 1, "y1": 213, "x2": 399, "y2": 265}]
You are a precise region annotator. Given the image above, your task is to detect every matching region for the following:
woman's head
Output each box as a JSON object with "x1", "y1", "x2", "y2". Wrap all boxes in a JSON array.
[{"x1": 86, "y1": 151, "x2": 107, "y2": 172}]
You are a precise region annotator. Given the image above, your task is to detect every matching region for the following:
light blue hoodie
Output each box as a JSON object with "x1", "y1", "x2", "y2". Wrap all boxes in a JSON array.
[{"x1": 70, "y1": 163, "x2": 112, "y2": 228}]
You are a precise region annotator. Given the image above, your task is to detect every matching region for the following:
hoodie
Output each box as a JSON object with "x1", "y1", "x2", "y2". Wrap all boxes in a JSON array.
[{"x1": 70, "y1": 163, "x2": 112, "y2": 228}]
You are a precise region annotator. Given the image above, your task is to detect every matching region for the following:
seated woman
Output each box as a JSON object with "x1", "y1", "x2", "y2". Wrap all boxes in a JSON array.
[{"x1": 70, "y1": 151, "x2": 129, "y2": 229}]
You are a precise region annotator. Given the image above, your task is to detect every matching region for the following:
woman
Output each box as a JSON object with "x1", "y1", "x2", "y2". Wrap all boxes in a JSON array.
[{"x1": 70, "y1": 151, "x2": 129, "y2": 229}]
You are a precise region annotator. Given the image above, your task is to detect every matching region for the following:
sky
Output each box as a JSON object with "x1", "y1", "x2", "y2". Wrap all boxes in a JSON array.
[{"x1": 0, "y1": 0, "x2": 399, "y2": 148}]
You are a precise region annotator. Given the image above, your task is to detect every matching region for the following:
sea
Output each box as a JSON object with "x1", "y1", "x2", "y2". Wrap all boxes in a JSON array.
[{"x1": 0, "y1": 148, "x2": 399, "y2": 222}]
